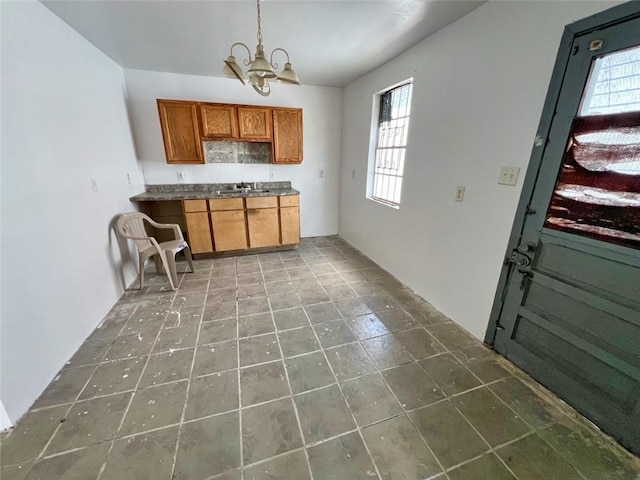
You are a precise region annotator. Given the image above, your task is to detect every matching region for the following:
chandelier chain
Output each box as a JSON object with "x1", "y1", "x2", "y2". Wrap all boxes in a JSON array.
[{"x1": 256, "y1": 0, "x2": 263, "y2": 46}]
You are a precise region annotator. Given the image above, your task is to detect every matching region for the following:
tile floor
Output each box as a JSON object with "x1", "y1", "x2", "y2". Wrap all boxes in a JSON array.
[{"x1": 1, "y1": 236, "x2": 639, "y2": 480}]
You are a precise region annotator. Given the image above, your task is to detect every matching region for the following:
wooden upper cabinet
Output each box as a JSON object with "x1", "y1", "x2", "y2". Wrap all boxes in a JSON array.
[
  {"x1": 157, "y1": 100, "x2": 204, "y2": 164},
  {"x1": 238, "y1": 107, "x2": 272, "y2": 141},
  {"x1": 200, "y1": 104, "x2": 238, "y2": 139},
  {"x1": 272, "y1": 108, "x2": 303, "y2": 164}
]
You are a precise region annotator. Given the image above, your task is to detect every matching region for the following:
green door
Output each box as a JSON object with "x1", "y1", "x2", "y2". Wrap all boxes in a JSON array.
[{"x1": 488, "y1": 9, "x2": 640, "y2": 454}]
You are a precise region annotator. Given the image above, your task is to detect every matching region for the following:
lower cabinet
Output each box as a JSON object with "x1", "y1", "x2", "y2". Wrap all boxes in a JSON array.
[
  {"x1": 183, "y1": 200, "x2": 213, "y2": 254},
  {"x1": 181, "y1": 194, "x2": 300, "y2": 253},
  {"x1": 210, "y1": 210, "x2": 248, "y2": 251},
  {"x1": 247, "y1": 208, "x2": 279, "y2": 247},
  {"x1": 246, "y1": 196, "x2": 280, "y2": 248},
  {"x1": 184, "y1": 212, "x2": 213, "y2": 253},
  {"x1": 280, "y1": 207, "x2": 300, "y2": 245},
  {"x1": 209, "y1": 198, "x2": 247, "y2": 252}
]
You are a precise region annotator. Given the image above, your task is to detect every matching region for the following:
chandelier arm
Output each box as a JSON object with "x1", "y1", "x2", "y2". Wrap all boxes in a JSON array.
[
  {"x1": 230, "y1": 42, "x2": 253, "y2": 66},
  {"x1": 269, "y1": 47, "x2": 290, "y2": 70},
  {"x1": 252, "y1": 83, "x2": 270, "y2": 96},
  {"x1": 269, "y1": 48, "x2": 291, "y2": 71}
]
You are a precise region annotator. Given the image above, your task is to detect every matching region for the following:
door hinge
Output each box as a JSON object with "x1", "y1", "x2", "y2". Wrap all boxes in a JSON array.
[
  {"x1": 525, "y1": 205, "x2": 537, "y2": 216},
  {"x1": 506, "y1": 249, "x2": 532, "y2": 268}
]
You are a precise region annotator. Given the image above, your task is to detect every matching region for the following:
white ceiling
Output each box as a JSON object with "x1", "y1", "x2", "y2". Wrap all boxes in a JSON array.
[{"x1": 42, "y1": 0, "x2": 485, "y2": 88}]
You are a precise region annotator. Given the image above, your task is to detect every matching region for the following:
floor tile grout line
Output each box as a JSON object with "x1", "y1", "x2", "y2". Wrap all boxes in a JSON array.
[
  {"x1": 447, "y1": 393, "x2": 523, "y2": 479},
  {"x1": 27, "y1": 291, "x2": 179, "y2": 461},
  {"x1": 311, "y1": 246, "x2": 459, "y2": 478},
  {"x1": 9, "y1": 240, "x2": 631, "y2": 478},
  {"x1": 359, "y1": 345, "x2": 448, "y2": 477},
  {"x1": 236, "y1": 257, "x2": 245, "y2": 480},
  {"x1": 95, "y1": 301, "x2": 173, "y2": 480},
  {"x1": 439, "y1": 429, "x2": 538, "y2": 477},
  {"x1": 240, "y1": 445, "x2": 307, "y2": 471},
  {"x1": 34, "y1": 364, "x2": 101, "y2": 462},
  {"x1": 167, "y1": 274, "x2": 210, "y2": 480},
  {"x1": 262, "y1": 259, "x2": 316, "y2": 480},
  {"x1": 417, "y1": 343, "x2": 576, "y2": 479},
  {"x1": 298, "y1": 252, "x2": 385, "y2": 480},
  {"x1": 360, "y1": 326, "x2": 520, "y2": 478}
]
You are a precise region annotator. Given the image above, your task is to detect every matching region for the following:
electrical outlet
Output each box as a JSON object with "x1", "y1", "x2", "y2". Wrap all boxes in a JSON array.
[
  {"x1": 319, "y1": 170, "x2": 324, "y2": 178},
  {"x1": 498, "y1": 166, "x2": 520, "y2": 186},
  {"x1": 126, "y1": 173, "x2": 132, "y2": 185},
  {"x1": 177, "y1": 171, "x2": 185, "y2": 183},
  {"x1": 90, "y1": 178, "x2": 99, "y2": 192},
  {"x1": 455, "y1": 186, "x2": 465, "y2": 202},
  {"x1": 269, "y1": 171, "x2": 276, "y2": 180}
]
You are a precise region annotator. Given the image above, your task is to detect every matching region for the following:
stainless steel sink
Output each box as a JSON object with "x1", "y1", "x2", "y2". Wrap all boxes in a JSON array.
[{"x1": 214, "y1": 189, "x2": 271, "y2": 196}]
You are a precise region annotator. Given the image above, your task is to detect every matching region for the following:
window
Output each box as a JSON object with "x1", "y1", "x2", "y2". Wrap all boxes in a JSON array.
[{"x1": 368, "y1": 81, "x2": 413, "y2": 208}]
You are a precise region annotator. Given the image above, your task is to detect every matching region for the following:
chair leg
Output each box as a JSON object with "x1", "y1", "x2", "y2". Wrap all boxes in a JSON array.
[
  {"x1": 139, "y1": 256, "x2": 145, "y2": 290},
  {"x1": 159, "y1": 251, "x2": 178, "y2": 290},
  {"x1": 153, "y1": 255, "x2": 163, "y2": 275},
  {"x1": 183, "y1": 246, "x2": 195, "y2": 273}
]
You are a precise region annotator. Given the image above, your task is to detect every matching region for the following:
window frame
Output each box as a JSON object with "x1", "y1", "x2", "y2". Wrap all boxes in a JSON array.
[{"x1": 366, "y1": 79, "x2": 414, "y2": 209}]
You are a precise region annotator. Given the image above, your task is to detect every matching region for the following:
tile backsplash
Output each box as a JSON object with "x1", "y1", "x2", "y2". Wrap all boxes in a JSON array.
[{"x1": 205, "y1": 141, "x2": 271, "y2": 164}]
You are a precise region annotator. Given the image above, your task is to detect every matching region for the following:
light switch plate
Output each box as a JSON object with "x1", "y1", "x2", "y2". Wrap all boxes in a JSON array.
[
  {"x1": 455, "y1": 186, "x2": 465, "y2": 202},
  {"x1": 498, "y1": 166, "x2": 520, "y2": 186}
]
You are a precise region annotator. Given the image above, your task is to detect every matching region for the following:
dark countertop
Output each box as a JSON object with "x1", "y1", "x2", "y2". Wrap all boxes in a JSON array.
[{"x1": 130, "y1": 182, "x2": 299, "y2": 202}]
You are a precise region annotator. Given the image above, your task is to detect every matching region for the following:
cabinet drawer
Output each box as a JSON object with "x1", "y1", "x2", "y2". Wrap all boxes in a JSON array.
[
  {"x1": 279, "y1": 195, "x2": 299, "y2": 207},
  {"x1": 183, "y1": 200, "x2": 208, "y2": 213},
  {"x1": 209, "y1": 198, "x2": 244, "y2": 211},
  {"x1": 246, "y1": 196, "x2": 278, "y2": 209}
]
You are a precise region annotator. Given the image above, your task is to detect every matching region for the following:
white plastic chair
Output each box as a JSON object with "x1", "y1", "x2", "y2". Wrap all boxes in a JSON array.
[{"x1": 116, "y1": 212, "x2": 194, "y2": 291}]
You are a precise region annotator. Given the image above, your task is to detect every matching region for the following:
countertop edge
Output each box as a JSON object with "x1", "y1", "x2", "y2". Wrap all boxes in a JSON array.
[{"x1": 129, "y1": 188, "x2": 300, "y2": 202}]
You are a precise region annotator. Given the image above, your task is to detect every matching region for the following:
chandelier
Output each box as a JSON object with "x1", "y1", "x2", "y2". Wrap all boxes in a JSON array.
[{"x1": 222, "y1": 0, "x2": 301, "y2": 96}]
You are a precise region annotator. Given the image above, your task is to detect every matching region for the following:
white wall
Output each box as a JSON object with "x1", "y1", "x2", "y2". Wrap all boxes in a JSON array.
[
  {"x1": 124, "y1": 69, "x2": 342, "y2": 237},
  {"x1": 339, "y1": 0, "x2": 620, "y2": 339},
  {"x1": 0, "y1": 1, "x2": 143, "y2": 425}
]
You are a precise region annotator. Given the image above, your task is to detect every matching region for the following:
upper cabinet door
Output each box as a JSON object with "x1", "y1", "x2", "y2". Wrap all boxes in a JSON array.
[
  {"x1": 200, "y1": 104, "x2": 238, "y2": 139},
  {"x1": 237, "y1": 107, "x2": 272, "y2": 141},
  {"x1": 272, "y1": 108, "x2": 303, "y2": 164},
  {"x1": 157, "y1": 100, "x2": 205, "y2": 164}
]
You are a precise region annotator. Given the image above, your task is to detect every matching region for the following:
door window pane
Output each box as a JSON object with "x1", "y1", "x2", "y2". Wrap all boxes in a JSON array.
[
  {"x1": 580, "y1": 45, "x2": 640, "y2": 116},
  {"x1": 544, "y1": 112, "x2": 640, "y2": 249},
  {"x1": 546, "y1": 46, "x2": 640, "y2": 250}
]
